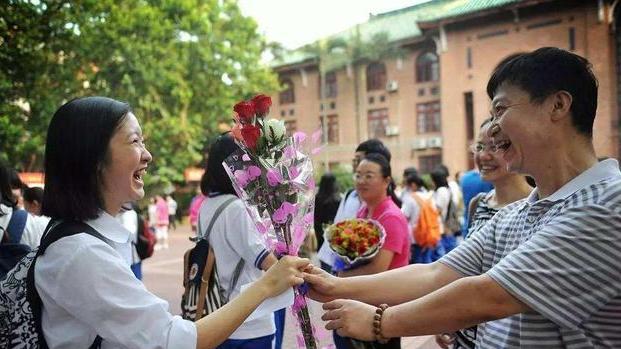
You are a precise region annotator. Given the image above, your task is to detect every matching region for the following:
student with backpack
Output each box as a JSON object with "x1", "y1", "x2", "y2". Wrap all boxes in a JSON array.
[
  {"x1": 0, "y1": 163, "x2": 48, "y2": 278},
  {"x1": 402, "y1": 172, "x2": 441, "y2": 264},
  {"x1": 0, "y1": 97, "x2": 309, "y2": 349},
  {"x1": 182, "y1": 135, "x2": 280, "y2": 349}
]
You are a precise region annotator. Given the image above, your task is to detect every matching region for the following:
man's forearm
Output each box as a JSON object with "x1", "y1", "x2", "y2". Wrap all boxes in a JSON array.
[
  {"x1": 338, "y1": 262, "x2": 462, "y2": 306},
  {"x1": 380, "y1": 274, "x2": 529, "y2": 337}
]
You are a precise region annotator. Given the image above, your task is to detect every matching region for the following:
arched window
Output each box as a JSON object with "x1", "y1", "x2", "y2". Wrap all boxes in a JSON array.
[
  {"x1": 319, "y1": 71, "x2": 337, "y2": 98},
  {"x1": 279, "y1": 78, "x2": 295, "y2": 104},
  {"x1": 366, "y1": 62, "x2": 386, "y2": 91},
  {"x1": 416, "y1": 51, "x2": 439, "y2": 82}
]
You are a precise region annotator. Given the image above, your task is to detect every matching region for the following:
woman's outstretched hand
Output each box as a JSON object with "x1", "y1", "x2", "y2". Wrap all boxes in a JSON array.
[
  {"x1": 302, "y1": 265, "x2": 341, "y2": 303},
  {"x1": 322, "y1": 299, "x2": 376, "y2": 341},
  {"x1": 258, "y1": 256, "x2": 310, "y2": 298}
]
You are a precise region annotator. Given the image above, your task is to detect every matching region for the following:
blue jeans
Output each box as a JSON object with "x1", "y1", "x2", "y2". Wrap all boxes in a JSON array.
[
  {"x1": 410, "y1": 244, "x2": 433, "y2": 264},
  {"x1": 216, "y1": 334, "x2": 274, "y2": 349},
  {"x1": 442, "y1": 234, "x2": 457, "y2": 254},
  {"x1": 274, "y1": 308, "x2": 286, "y2": 349}
]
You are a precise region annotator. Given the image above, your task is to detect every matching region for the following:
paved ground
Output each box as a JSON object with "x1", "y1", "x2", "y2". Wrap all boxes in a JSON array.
[{"x1": 142, "y1": 223, "x2": 439, "y2": 349}]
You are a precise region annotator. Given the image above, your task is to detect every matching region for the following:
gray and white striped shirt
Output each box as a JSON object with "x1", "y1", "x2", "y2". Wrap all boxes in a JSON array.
[{"x1": 441, "y1": 159, "x2": 621, "y2": 348}]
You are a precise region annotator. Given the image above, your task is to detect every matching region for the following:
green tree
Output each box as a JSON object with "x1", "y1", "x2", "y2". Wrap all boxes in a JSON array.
[{"x1": 1, "y1": 0, "x2": 278, "y2": 193}]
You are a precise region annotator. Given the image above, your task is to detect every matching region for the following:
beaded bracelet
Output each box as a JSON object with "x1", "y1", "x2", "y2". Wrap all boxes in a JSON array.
[{"x1": 373, "y1": 303, "x2": 390, "y2": 344}]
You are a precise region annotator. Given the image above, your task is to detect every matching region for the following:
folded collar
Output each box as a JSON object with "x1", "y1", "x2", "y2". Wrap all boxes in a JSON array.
[
  {"x1": 528, "y1": 159, "x2": 621, "y2": 204},
  {"x1": 85, "y1": 211, "x2": 131, "y2": 244}
]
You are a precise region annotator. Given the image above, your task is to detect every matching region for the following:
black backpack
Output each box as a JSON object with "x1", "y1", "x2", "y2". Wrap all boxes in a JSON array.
[
  {"x1": 0, "y1": 210, "x2": 29, "y2": 279},
  {"x1": 180, "y1": 197, "x2": 244, "y2": 321},
  {"x1": 0, "y1": 220, "x2": 105, "y2": 349}
]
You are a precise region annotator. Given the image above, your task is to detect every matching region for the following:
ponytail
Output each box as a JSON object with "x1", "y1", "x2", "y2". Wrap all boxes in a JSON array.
[{"x1": 387, "y1": 179, "x2": 402, "y2": 208}]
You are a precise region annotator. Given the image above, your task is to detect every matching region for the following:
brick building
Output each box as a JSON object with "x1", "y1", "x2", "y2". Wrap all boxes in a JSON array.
[{"x1": 270, "y1": 0, "x2": 621, "y2": 179}]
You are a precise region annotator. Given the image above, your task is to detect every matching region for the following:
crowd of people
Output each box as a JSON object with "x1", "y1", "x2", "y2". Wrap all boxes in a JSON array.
[{"x1": 1, "y1": 47, "x2": 619, "y2": 349}]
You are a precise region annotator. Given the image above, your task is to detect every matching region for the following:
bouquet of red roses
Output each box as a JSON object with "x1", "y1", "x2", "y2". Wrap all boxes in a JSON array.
[
  {"x1": 325, "y1": 219, "x2": 385, "y2": 269},
  {"x1": 223, "y1": 94, "x2": 320, "y2": 349}
]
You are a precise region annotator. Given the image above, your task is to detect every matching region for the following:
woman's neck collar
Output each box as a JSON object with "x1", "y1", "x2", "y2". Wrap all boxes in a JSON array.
[
  {"x1": 365, "y1": 195, "x2": 388, "y2": 217},
  {"x1": 492, "y1": 175, "x2": 532, "y2": 206}
]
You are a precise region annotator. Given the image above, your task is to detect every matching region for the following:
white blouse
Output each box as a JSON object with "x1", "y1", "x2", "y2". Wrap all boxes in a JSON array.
[{"x1": 35, "y1": 211, "x2": 196, "y2": 349}]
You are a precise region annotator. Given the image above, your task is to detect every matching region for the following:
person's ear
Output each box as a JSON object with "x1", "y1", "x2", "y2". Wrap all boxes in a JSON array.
[{"x1": 549, "y1": 90, "x2": 572, "y2": 122}]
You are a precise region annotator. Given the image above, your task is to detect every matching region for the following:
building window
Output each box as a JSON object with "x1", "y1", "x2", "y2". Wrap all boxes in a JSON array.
[
  {"x1": 289, "y1": 109, "x2": 294, "y2": 116},
  {"x1": 367, "y1": 108, "x2": 389, "y2": 138},
  {"x1": 279, "y1": 78, "x2": 295, "y2": 105},
  {"x1": 464, "y1": 92, "x2": 474, "y2": 141},
  {"x1": 569, "y1": 27, "x2": 575, "y2": 51},
  {"x1": 280, "y1": 110, "x2": 286, "y2": 117},
  {"x1": 416, "y1": 101, "x2": 441, "y2": 133},
  {"x1": 379, "y1": 95, "x2": 385, "y2": 102},
  {"x1": 284, "y1": 120, "x2": 297, "y2": 136},
  {"x1": 366, "y1": 62, "x2": 386, "y2": 91},
  {"x1": 418, "y1": 88, "x2": 425, "y2": 96},
  {"x1": 327, "y1": 114, "x2": 339, "y2": 143},
  {"x1": 319, "y1": 71, "x2": 337, "y2": 98},
  {"x1": 419, "y1": 155, "x2": 443, "y2": 174},
  {"x1": 368, "y1": 96, "x2": 374, "y2": 104},
  {"x1": 330, "y1": 102, "x2": 336, "y2": 109},
  {"x1": 430, "y1": 86, "x2": 439, "y2": 95},
  {"x1": 416, "y1": 51, "x2": 439, "y2": 82},
  {"x1": 466, "y1": 47, "x2": 472, "y2": 69}
]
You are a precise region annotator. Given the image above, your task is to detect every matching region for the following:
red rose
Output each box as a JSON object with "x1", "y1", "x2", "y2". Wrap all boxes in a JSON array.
[
  {"x1": 251, "y1": 94, "x2": 272, "y2": 117},
  {"x1": 234, "y1": 101, "x2": 255, "y2": 123},
  {"x1": 241, "y1": 124, "x2": 261, "y2": 150}
]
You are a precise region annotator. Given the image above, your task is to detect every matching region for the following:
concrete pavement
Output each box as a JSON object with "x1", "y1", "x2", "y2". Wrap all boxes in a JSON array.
[{"x1": 141, "y1": 223, "x2": 439, "y2": 349}]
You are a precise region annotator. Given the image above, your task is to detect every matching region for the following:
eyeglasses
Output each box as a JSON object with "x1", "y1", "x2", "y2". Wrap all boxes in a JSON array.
[
  {"x1": 353, "y1": 172, "x2": 381, "y2": 183},
  {"x1": 489, "y1": 102, "x2": 527, "y2": 120},
  {"x1": 470, "y1": 142, "x2": 496, "y2": 154}
]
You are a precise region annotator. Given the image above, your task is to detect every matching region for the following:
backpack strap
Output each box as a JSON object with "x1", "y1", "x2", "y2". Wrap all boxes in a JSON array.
[
  {"x1": 5, "y1": 209, "x2": 28, "y2": 244},
  {"x1": 194, "y1": 197, "x2": 237, "y2": 319},
  {"x1": 467, "y1": 192, "x2": 486, "y2": 230},
  {"x1": 198, "y1": 197, "x2": 236, "y2": 240},
  {"x1": 343, "y1": 188, "x2": 355, "y2": 203},
  {"x1": 27, "y1": 220, "x2": 106, "y2": 349}
]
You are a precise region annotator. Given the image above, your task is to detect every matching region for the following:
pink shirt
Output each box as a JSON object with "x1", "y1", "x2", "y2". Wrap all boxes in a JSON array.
[
  {"x1": 155, "y1": 198, "x2": 169, "y2": 226},
  {"x1": 189, "y1": 194, "x2": 206, "y2": 227},
  {"x1": 358, "y1": 197, "x2": 410, "y2": 270}
]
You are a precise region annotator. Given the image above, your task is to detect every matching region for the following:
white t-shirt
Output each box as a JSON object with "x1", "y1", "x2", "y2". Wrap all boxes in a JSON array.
[
  {"x1": 198, "y1": 194, "x2": 274, "y2": 340},
  {"x1": 333, "y1": 189, "x2": 361, "y2": 223},
  {"x1": 35, "y1": 212, "x2": 196, "y2": 349},
  {"x1": 167, "y1": 198, "x2": 177, "y2": 216},
  {"x1": 0, "y1": 204, "x2": 48, "y2": 248},
  {"x1": 433, "y1": 186, "x2": 452, "y2": 234}
]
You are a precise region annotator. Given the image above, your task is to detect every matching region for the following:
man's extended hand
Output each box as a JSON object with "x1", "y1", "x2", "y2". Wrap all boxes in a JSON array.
[
  {"x1": 321, "y1": 299, "x2": 376, "y2": 341},
  {"x1": 302, "y1": 265, "x2": 340, "y2": 303}
]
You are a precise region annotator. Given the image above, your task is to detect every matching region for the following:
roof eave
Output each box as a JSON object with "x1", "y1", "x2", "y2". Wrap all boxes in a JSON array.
[
  {"x1": 272, "y1": 58, "x2": 318, "y2": 73},
  {"x1": 417, "y1": 0, "x2": 559, "y2": 29}
]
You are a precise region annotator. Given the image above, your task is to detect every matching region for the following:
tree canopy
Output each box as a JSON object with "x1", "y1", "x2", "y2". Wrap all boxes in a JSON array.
[{"x1": 1, "y1": 0, "x2": 278, "y2": 192}]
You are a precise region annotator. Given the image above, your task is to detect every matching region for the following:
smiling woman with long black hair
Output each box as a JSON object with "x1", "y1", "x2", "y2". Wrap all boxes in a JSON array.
[{"x1": 33, "y1": 96, "x2": 309, "y2": 349}]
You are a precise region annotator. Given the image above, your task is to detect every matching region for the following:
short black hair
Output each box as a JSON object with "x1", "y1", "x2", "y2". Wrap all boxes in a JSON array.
[
  {"x1": 405, "y1": 172, "x2": 426, "y2": 190},
  {"x1": 8, "y1": 167, "x2": 25, "y2": 190},
  {"x1": 201, "y1": 134, "x2": 239, "y2": 196},
  {"x1": 402, "y1": 167, "x2": 418, "y2": 178},
  {"x1": 486, "y1": 47, "x2": 598, "y2": 138},
  {"x1": 42, "y1": 96, "x2": 131, "y2": 221},
  {"x1": 355, "y1": 139, "x2": 391, "y2": 162},
  {"x1": 434, "y1": 164, "x2": 449, "y2": 178},
  {"x1": 0, "y1": 161, "x2": 17, "y2": 210},
  {"x1": 430, "y1": 168, "x2": 449, "y2": 188},
  {"x1": 23, "y1": 186, "x2": 44, "y2": 204}
]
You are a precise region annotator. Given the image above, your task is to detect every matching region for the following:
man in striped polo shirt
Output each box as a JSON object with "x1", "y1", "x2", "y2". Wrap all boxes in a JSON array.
[{"x1": 305, "y1": 47, "x2": 621, "y2": 348}]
